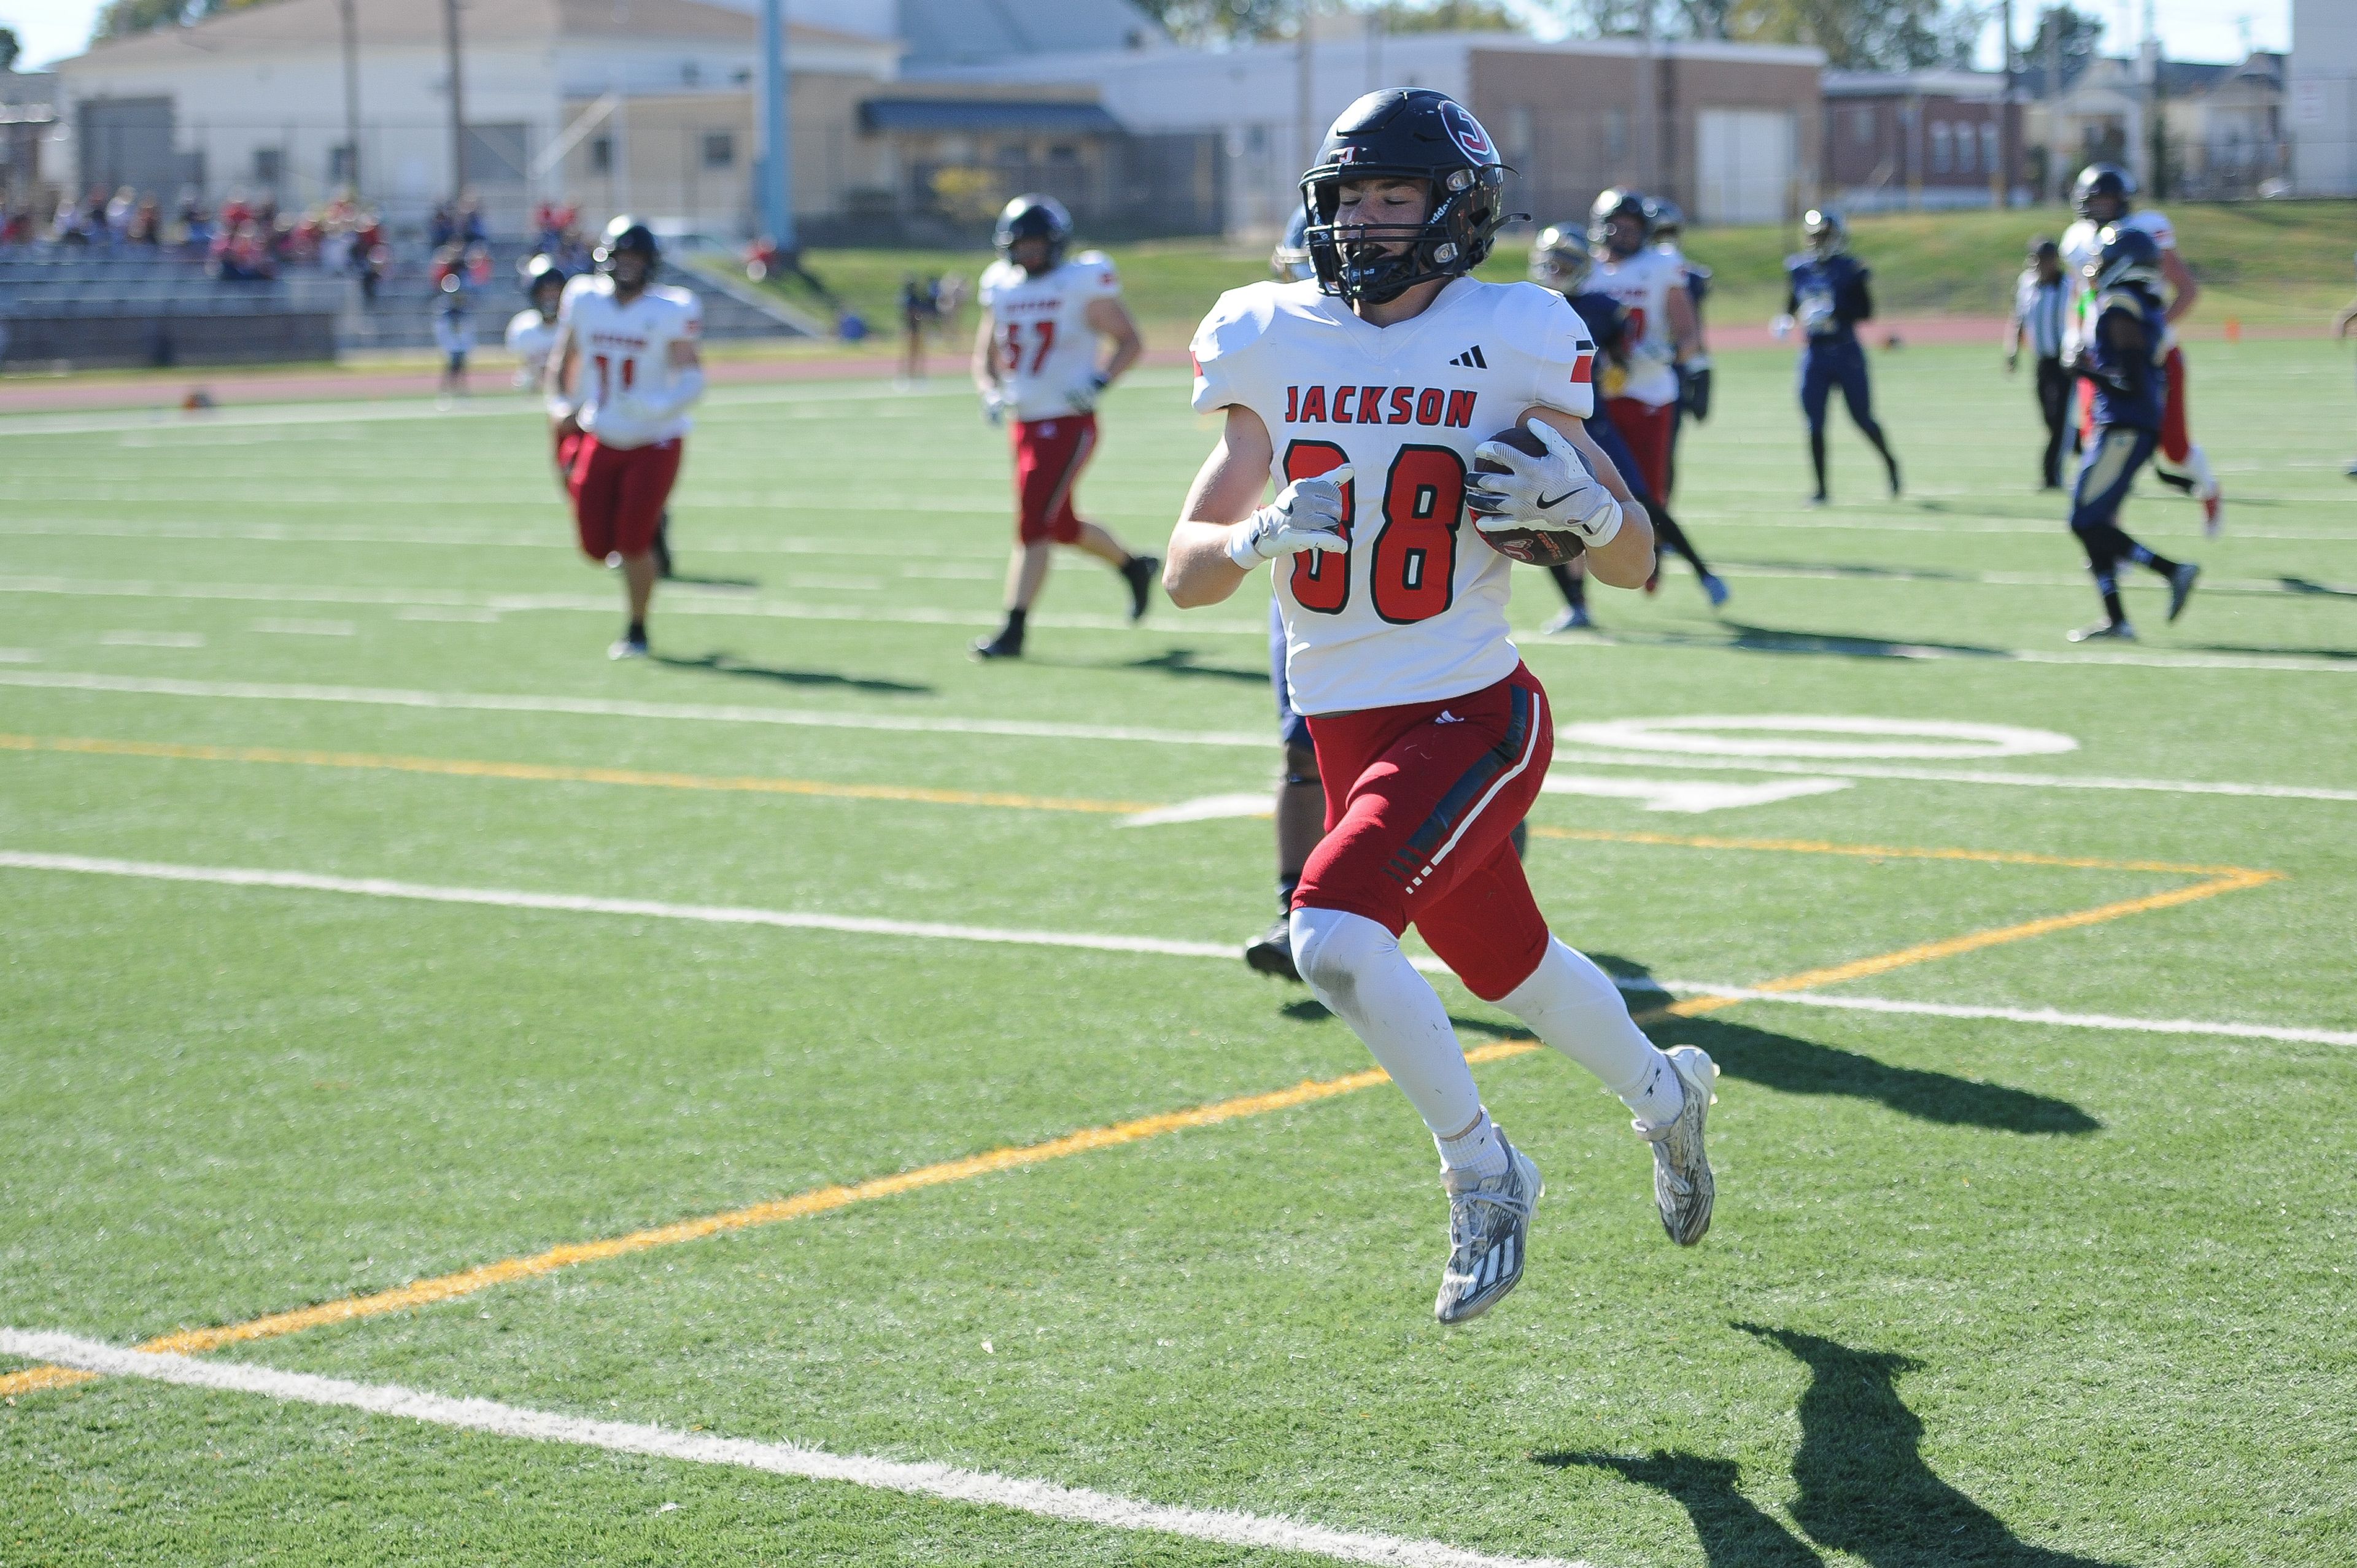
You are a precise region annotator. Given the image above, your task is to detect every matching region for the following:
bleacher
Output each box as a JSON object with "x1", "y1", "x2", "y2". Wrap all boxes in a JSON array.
[{"x1": 0, "y1": 240, "x2": 819, "y2": 369}]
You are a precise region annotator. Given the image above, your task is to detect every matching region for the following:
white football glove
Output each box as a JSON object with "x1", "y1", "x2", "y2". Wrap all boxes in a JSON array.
[
  {"x1": 1225, "y1": 465, "x2": 1354, "y2": 568},
  {"x1": 1465, "y1": 418, "x2": 1623, "y2": 547},
  {"x1": 980, "y1": 387, "x2": 1008, "y2": 426},
  {"x1": 1066, "y1": 372, "x2": 1110, "y2": 414}
]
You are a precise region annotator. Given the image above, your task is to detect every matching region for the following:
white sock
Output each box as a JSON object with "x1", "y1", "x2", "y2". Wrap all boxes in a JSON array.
[
  {"x1": 1434, "y1": 1108, "x2": 1509, "y2": 1185},
  {"x1": 2186, "y1": 442, "x2": 2219, "y2": 500},
  {"x1": 1290, "y1": 906, "x2": 1484, "y2": 1140},
  {"x1": 1496, "y1": 938, "x2": 1684, "y2": 1125}
]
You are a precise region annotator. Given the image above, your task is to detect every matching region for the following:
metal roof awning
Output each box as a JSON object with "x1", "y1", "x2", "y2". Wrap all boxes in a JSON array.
[{"x1": 859, "y1": 99, "x2": 1124, "y2": 136}]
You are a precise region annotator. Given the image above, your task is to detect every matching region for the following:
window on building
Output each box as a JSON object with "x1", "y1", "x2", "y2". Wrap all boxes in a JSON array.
[
  {"x1": 1956, "y1": 121, "x2": 1975, "y2": 172},
  {"x1": 590, "y1": 135, "x2": 613, "y2": 175},
  {"x1": 1930, "y1": 122, "x2": 1952, "y2": 174},
  {"x1": 702, "y1": 131, "x2": 735, "y2": 169},
  {"x1": 1851, "y1": 107, "x2": 1875, "y2": 144},
  {"x1": 1981, "y1": 122, "x2": 2000, "y2": 174},
  {"x1": 253, "y1": 146, "x2": 282, "y2": 187},
  {"x1": 1603, "y1": 107, "x2": 1627, "y2": 160},
  {"x1": 328, "y1": 143, "x2": 356, "y2": 184}
]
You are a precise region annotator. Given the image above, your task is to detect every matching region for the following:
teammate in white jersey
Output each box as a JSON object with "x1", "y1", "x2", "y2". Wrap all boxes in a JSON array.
[
  {"x1": 506, "y1": 255, "x2": 567, "y2": 391},
  {"x1": 1587, "y1": 188, "x2": 1699, "y2": 513},
  {"x1": 1166, "y1": 88, "x2": 1717, "y2": 1326},
  {"x1": 544, "y1": 217, "x2": 704, "y2": 659},
  {"x1": 2060, "y1": 163, "x2": 2220, "y2": 530},
  {"x1": 969, "y1": 195, "x2": 1156, "y2": 660}
]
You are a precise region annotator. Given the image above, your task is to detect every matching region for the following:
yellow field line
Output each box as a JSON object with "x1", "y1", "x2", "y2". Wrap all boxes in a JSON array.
[
  {"x1": 0, "y1": 733, "x2": 1152, "y2": 817},
  {"x1": 0, "y1": 1040, "x2": 1523, "y2": 1399},
  {"x1": 0, "y1": 858, "x2": 2286, "y2": 1402},
  {"x1": 0, "y1": 733, "x2": 2278, "y2": 882},
  {"x1": 0, "y1": 735, "x2": 2286, "y2": 1400}
]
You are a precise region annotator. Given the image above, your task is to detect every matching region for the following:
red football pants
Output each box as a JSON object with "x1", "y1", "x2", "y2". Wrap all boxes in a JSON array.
[
  {"x1": 567, "y1": 435, "x2": 682, "y2": 561},
  {"x1": 1604, "y1": 397, "x2": 1676, "y2": 503},
  {"x1": 1295, "y1": 665, "x2": 1554, "y2": 1002},
  {"x1": 1010, "y1": 413, "x2": 1096, "y2": 545}
]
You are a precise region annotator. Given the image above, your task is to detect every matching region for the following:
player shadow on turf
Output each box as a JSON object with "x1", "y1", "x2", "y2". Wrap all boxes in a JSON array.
[
  {"x1": 1737, "y1": 1324, "x2": 2128, "y2": 1567},
  {"x1": 1122, "y1": 648, "x2": 1269, "y2": 683},
  {"x1": 1536, "y1": 1450, "x2": 1824, "y2": 1567},
  {"x1": 651, "y1": 651, "x2": 934, "y2": 695},
  {"x1": 1541, "y1": 1327, "x2": 2126, "y2": 1567},
  {"x1": 2277, "y1": 576, "x2": 2357, "y2": 601},
  {"x1": 1708, "y1": 620, "x2": 2014, "y2": 660},
  {"x1": 1592, "y1": 956, "x2": 2101, "y2": 1136}
]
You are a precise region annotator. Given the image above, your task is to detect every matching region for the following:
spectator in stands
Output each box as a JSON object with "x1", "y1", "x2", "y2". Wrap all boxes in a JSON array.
[
  {"x1": 179, "y1": 193, "x2": 214, "y2": 257},
  {"x1": 352, "y1": 210, "x2": 385, "y2": 303},
  {"x1": 1, "y1": 204, "x2": 33, "y2": 248},
  {"x1": 128, "y1": 195, "x2": 163, "y2": 248},
  {"x1": 457, "y1": 191, "x2": 487, "y2": 245},
  {"x1": 428, "y1": 202, "x2": 456, "y2": 249},
  {"x1": 53, "y1": 194, "x2": 90, "y2": 245},
  {"x1": 106, "y1": 186, "x2": 137, "y2": 244}
]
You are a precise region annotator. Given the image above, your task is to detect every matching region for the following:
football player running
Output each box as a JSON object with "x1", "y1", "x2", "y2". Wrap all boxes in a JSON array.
[
  {"x1": 1530, "y1": 222, "x2": 1727, "y2": 624},
  {"x1": 1643, "y1": 195, "x2": 1714, "y2": 501},
  {"x1": 544, "y1": 216, "x2": 703, "y2": 660},
  {"x1": 2059, "y1": 226, "x2": 2199, "y2": 643},
  {"x1": 1167, "y1": 89, "x2": 1718, "y2": 1326},
  {"x1": 2061, "y1": 163, "x2": 2221, "y2": 532},
  {"x1": 970, "y1": 195, "x2": 1156, "y2": 660},
  {"x1": 1784, "y1": 207, "x2": 1902, "y2": 504},
  {"x1": 508, "y1": 255, "x2": 569, "y2": 481}
]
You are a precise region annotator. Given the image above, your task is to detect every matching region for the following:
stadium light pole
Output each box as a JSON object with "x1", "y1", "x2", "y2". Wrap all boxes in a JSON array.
[
  {"x1": 443, "y1": 0, "x2": 466, "y2": 209},
  {"x1": 759, "y1": 0, "x2": 793, "y2": 248}
]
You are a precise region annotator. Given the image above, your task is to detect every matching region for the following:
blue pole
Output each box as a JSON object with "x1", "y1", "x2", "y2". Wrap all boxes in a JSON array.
[{"x1": 759, "y1": 0, "x2": 793, "y2": 247}]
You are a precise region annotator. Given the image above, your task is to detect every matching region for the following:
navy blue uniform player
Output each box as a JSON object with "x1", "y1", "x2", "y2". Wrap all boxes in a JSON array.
[
  {"x1": 1785, "y1": 209, "x2": 1900, "y2": 503},
  {"x1": 2060, "y1": 226, "x2": 2199, "y2": 642},
  {"x1": 1527, "y1": 222, "x2": 1725, "y2": 630}
]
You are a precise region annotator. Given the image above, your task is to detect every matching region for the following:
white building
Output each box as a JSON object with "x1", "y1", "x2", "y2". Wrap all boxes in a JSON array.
[
  {"x1": 53, "y1": 0, "x2": 896, "y2": 231},
  {"x1": 2290, "y1": 0, "x2": 2357, "y2": 195}
]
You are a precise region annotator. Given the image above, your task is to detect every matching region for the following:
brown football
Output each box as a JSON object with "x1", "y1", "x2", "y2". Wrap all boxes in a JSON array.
[{"x1": 1472, "y1": 424, "x2": 1586, "y2": 567}]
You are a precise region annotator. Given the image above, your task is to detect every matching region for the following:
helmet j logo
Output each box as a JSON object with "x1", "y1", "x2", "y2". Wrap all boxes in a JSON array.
[{"x1": 1440, "y1": 102, "x2": 1494, "y2": 162}]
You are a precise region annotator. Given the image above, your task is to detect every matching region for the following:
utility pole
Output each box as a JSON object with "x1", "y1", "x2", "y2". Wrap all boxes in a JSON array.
[
  {"x1": 1997, "y1": 0, "x2": 2014, "y2": 209},
  {"x1": 1296, "y1": 1, "x2": 1316, "y2": 184},
  {"x1": 338, "y1": 0, "x2": 361, "y2": 199},
  {"x1": 2045, "y1": 4, "x2": 2062, "y2": 201},
  {"x1": 443, "y1": 0, "x2": 465, "y2": 207},
  {"x1": 1636, "y1": 0, "x2": 1658, "y2": 191},
  {"x1": 759, "y1": 0, "x2": 793, "y2": 247}
]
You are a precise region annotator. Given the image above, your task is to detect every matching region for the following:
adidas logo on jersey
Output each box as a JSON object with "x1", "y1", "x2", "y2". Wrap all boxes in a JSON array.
[{"x1": 1446, "y1": 345, "x2": 1489, "y2": 369}]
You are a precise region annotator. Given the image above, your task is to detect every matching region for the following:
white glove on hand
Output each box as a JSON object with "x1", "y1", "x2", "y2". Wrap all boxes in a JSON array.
[
  {"x1": 1066, "y1": 372, "x2": 1110, "y2": 414},
  {"x1": 981, "y1": 388, "x2": 1008, "y2": 426},
  {"x1": 1466, "y1": 418, "x2": 1623, "y2": 547},
  {"x1": 1225, "y1": 465, "x2": 1354, "y2": 568}
]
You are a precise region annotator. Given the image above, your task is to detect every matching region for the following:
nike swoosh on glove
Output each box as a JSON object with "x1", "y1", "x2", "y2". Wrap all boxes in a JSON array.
[
  {"x1": 1465, "y1": 418, "x2": 1623, "y2": 547},
  {"x1": 1225, "y1": 464, "x2": 1355, "y2": 568}
]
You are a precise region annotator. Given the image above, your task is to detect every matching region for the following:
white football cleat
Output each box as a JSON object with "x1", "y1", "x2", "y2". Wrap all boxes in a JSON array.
[
  {"x1": 1434, "y1": 1137, "x2": 1542, "y2": 1325},
  {"x1": 1637, "y1": 1045, "x2": 1717, "y2": 1246}
]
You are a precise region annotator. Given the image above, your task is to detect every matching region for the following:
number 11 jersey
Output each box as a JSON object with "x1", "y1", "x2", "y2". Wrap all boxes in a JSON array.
[{"x1": 1191, "y1": 275, "x2": 1596, "y2": 716}]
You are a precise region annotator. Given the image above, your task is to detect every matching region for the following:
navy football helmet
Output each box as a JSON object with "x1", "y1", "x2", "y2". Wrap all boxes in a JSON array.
[
  {"x1": 1299, "y1": 88, "x2": 1512, "y2": 306},
  {"x1": 1589, "y1": 187, "x2": 1650, "y2": 255},
  {"x1": 1527, "y1": 222, "x2": 1592, "y2": 294},
  {"x1": 2087, "y1": 223, "x2": 2162, "y2": 293},
  {"x1": 1802, "y1": 207, "x2": 1848, "y2": 258},
  {"x1": 2072, "y1": 163, "x2": 2137, "y2": 220},
  {"x1": 994, "y1": 194, "x2": 1072, "y2": 273}
]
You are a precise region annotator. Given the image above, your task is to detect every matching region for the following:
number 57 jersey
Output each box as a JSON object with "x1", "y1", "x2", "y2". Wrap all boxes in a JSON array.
[{"x1": 1191, "y1": 276, "x2": 1597, "y2": 715}]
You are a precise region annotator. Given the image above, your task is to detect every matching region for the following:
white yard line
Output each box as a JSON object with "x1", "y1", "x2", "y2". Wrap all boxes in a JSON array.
[
  {"x1": 3, "y1": 850, "x2": 2347, "y2": 1048},
  {"x1": 5, "y1": 668, "x2": 2353, "y2": 803},
  {"x1": 0, "y1": 1329, "x2": 1593, "y2": 1568},
  {"x1": 4, "y1": 573, "x2": 2348, "y2": 674}
]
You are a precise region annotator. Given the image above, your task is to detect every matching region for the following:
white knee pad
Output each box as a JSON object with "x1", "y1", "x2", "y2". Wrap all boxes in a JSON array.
[{"x1": 1288, "y1": 906, "x2": 1395, "y2": 1008}]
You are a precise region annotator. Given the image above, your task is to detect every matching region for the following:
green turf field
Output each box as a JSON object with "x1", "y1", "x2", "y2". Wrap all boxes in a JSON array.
[{"x1": 2, "y1": 329, "x2": 2354, "y2": 1567}]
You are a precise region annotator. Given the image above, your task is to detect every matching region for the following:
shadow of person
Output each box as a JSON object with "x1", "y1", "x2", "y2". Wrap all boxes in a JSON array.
[
  {"x1": 1738, "y1": 1324, "x2": 2127, "y2": 1567},
  {"x1": 1585, "y1": 955, "x2": 2100, "y2": 1135},
  {"x1": 1537, "y1": 1450, "x2": 1824, "y2": 1567},
  {"x1": 1123, "y1": 647, "x2": 1268, "y2": 684},
  {"x1": 652, "y1": 651, "x2": 932, "y2": 695}
]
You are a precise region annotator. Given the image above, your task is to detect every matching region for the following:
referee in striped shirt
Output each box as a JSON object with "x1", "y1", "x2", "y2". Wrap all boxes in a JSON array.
[{"x1": 2007, "y1": 238, "x2": 2071, "y2": 488}]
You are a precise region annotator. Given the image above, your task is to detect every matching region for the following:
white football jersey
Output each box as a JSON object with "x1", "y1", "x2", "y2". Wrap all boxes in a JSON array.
[
  {"x1": 1589, "y1": 249, "x2": 1681, "y2": 405},
  {"x1": 979, "y1": 251, "x2": 1121, "y2": 423},
  {"x1": 505, "y1": 308, "x2": 560, "y2": 390},
  {"x1": 556, "y1": 274, "x2": 703, "y2": 449},
  {"x1": 2061, "y1": 209, "x2": 2175, "y2": 352},
  {"x1": 1191, "y1": 276, "x2": 1597, "y2": 716}
]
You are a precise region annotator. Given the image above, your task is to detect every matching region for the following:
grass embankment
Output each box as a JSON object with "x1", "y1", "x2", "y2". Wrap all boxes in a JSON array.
[{"x1": 762, "y1": 201, "x2": 2357, "y2": 344}]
